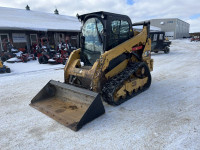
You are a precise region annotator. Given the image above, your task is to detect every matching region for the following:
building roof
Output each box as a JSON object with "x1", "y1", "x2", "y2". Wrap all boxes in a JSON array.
[{"x1": 0, "y1": 6, "x2": 81, "y2": 32}]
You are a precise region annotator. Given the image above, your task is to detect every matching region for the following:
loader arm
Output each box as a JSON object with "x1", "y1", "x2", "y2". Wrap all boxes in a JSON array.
[{"x1": 101, "y1": 25, "x2": 151, "y2": 72}]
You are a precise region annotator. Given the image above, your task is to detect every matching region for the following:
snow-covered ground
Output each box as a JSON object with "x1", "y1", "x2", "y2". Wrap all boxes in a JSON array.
[
  {"x1": 0, "y1": 39, "x2": 200, "y2": 149},
  {"x1": 0, "y1": 60, "x2": 64, "y2": 77}
]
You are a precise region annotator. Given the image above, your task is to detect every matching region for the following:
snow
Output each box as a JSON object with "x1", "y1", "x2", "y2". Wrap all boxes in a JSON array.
[
  {"x1": 48, "y1": 59, "x2": 56, "y2": 62},
  {"x1": 15, "y1": 51, "x2": 23, "y2": 57},
  {"x1": 81, "y1": 62, "x2": 84, "y2": 67},
  {"x1": 0, "y1": 7, "x2": 81, "y2": 31},
  {"x1": 0, "y1": 60, "x2": 64, "y2": 76},
  {"x1": 0, "y1": 39, "x2": 200, "y2": 149},
  {"x1": 6, "y1": 57, "x2": 21, "y2": 62},
  {"x1": 6, "y1": 51, "x2": 23, "y2": 63},
  {"x1": 11, "y1": 48, "x2": 18, "y2": 53}
]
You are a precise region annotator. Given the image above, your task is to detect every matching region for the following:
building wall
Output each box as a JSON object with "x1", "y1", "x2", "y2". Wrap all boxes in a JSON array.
[
  {"x1": 0, "y1": 30, "x2": 31, "y2": 53},
  {"x1": 150, "y1": 18, "x2": 190, "y2": 39},
  {"x1": 0, "y1": 30, "x2": 79, "y2": 53},
  {"x1": 175, "y1": 19, "x2": 190, "y2": 39},
  {"x1": 190, "y1": 32, "x2": 200, "y2": 36}
]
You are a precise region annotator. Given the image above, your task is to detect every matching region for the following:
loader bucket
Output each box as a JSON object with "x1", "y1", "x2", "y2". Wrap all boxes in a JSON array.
[{"x1": 30, "y1": 80, "x2": 105, "y2": 131}]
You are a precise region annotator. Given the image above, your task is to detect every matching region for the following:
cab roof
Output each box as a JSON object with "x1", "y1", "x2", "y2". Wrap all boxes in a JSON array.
[{"x1": 77, "y1": 11, "x2": 131, "y2": 23}]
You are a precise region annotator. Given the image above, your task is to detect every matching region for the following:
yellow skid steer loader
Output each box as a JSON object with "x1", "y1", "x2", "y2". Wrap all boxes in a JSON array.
[{"x1": 30, "y1": 11, "x2": 153, "y2": 131}]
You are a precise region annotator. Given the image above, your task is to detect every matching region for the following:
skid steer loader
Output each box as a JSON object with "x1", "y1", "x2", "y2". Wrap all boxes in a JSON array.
[{"x1": 30, "y1": 11, "x2": 153, "y2": 131}]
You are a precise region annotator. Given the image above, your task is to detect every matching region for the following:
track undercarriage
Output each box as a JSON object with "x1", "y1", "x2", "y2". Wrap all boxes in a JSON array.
[{"x1": 102, "y1": 62, "x2": 151, "y2": 105}]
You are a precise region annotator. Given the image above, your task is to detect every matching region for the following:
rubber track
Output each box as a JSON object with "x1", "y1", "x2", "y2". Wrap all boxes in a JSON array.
[{"x1": 101, "y1": 62, "x2": 151, "y2": 106}]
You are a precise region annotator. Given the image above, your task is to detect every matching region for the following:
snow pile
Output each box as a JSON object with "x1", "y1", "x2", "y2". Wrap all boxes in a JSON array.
[
  {"x1": 0, "y1": 6, "x2": 81, "y2": 31},
  {"x1": 15, "y1": 51, "x2": 23, "y2": 57},
  {"x1": 6, "y1": 57, "x2": 21, "y2": 62},
  {"x1": 48, "y1": 59, "x2": 56, "y2": 62}
]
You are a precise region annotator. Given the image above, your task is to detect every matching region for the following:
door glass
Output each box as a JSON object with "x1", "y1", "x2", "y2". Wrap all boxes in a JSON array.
[
  {"x1": 30, "y1": 34, "x2": 37, "y2": 45},
  {"x1": 111, "y1": 20, "x2": 120, "y2": 34},
  {"x1": 82, "y1": 18, "x2": 103, "y2": 52},
  {"x1": 1, "y1": 35, "x2": 8, "y2": 42},
  {"x1": 159, "y1": 34, "x2": 163, "y2": 40},
  {"x1": 109, "y1": 20, "x2": 130, "y2": 49},
  {"x1": 153, "y1": 34, "x2": 157, "y2": 41},
  {"x1": 120, "y1": 20, "x2": 129, "y2": 41},
  {"x1": 120, "y1": 21, "x2": 129, "y2": 34},
  {"x1": 82, "y1": 17, "x2": 104, "y2": 65},
  {"x1": 0, "y1": 34, "x2": 9, "y2": 52}
]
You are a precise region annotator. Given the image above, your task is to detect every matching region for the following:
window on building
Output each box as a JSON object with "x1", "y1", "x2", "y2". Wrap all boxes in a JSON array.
[
  {"x1": 12, "y1": 33, "x2": 27, "y2": 51},
  {"x1": 12, "y1": 33, "x2": 27, "y2": 43},
  {"x1": 167, "y1": 21, "x2": 173, "y2": 23}
]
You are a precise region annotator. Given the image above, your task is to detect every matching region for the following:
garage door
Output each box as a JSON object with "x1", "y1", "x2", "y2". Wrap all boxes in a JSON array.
[{"x1": 165, "y1": 32, "x2": 174, "y2": 40}]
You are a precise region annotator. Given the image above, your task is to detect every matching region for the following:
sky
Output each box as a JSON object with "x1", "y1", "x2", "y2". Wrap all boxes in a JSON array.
[{"x1": 0, "y1": 0, "x2": 199, "y2": 32}]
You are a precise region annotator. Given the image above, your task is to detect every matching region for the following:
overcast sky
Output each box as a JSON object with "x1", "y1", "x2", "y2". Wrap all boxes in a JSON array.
[{"x1": 0, "y1": 0, "x2": 199, "y2": 32}]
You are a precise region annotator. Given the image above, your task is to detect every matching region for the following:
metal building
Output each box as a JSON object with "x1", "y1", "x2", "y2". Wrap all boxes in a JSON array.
[{"x1": 150, "y1": 18, "x2": 190, "y2": 40}]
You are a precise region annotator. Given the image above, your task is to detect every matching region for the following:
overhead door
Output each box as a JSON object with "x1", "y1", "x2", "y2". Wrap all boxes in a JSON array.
[{"x1": 165, "y1": 32, "x2": 174, "y2": 40}]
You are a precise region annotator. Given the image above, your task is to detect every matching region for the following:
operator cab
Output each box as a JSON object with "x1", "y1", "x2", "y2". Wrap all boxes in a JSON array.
[{"x1": 77, "y1": 11, "x2": 134, "y2": 66}]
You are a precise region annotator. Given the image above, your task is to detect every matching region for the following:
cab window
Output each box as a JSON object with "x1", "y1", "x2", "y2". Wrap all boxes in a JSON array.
[
  {"x1": 111, "y1": 20, "x2": 120, "y2": 34},
  {"x1": 159, "y1": 34, "x2": 163, "y2": 40},
  {"x1": 109, "y1": 20, "x2": 130, "y2": 49},
  {"x1": 120, "y1": 20, "x2": 129, "y2": 38},
  {"x1": 153, "y1": 34, "x2": 158, "y2": 41}
]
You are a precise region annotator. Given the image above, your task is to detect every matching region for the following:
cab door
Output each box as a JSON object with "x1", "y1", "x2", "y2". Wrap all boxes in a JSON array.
[
  {"x1": 151, "y1": 33, "x2": 158, "y2": 50},
  {"x1": 0, "y1": 34, "x2": 9, "y2": 52},
  {"x1": 108, "y1": 19, "x2": 130, "y2": 50},
  {"x1": 157, "y1": 33, "x2": 164, "y2": 49}
]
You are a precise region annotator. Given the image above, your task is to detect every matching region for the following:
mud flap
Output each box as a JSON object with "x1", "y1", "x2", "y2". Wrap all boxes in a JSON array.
[{"x1": 30, "y1": 80, "x2": 105, "y2": 131}]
